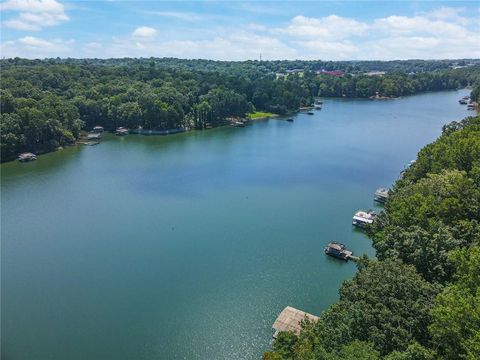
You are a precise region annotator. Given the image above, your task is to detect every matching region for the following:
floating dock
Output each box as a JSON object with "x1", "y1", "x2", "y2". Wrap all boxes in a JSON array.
[
  {"x1": 272, "y1": 306, "x2": 319, "y2": 338},
  {"x1": 324, "y1": 242, "x2": 358, "y2": 261},
  {"x1": 374, "y1": 188, "x2": 389, "y2": 203},
  {"x1": 86, "y1": 133, "x2": 102, "y2": 140}
]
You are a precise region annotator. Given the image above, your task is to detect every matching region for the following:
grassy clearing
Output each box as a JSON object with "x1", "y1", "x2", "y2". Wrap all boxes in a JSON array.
[{"x1": 248, "y1": 111, "x2": 276, "y2": 119}]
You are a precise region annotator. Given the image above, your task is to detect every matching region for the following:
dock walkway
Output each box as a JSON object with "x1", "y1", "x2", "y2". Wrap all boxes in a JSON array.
[{"x1": 272, "y1": 306, "x2": 319, "y2": 338}]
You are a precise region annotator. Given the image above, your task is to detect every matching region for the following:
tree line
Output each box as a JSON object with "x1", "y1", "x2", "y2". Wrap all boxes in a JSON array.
[
  {"x1": 264, "y1": 115, "x2": 480, "y2": 360},
  {"x1": 1, "y1": 59, "x2": 479, "y2": 161}
]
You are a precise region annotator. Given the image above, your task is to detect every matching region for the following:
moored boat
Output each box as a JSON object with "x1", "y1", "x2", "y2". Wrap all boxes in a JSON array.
[
  {"x1": 93, "y1": 126, "x2": 104, "y2": 133},
  {"x1": 324, "y1": 242, "x2": 353, "y2": 261},
  {"x1": 231, "y1": 121, "x2": 245, "y2": 127},
  {"x1": 374, "y1": 188, "x2": 389, "y2": 203},
  {"x1": 352, "y1": 209, "x2": 376, "y2": 228},
  {"x1": 115, "y1": 127, "x2": 129, "y2": 135},
  {"x1": 286, "y1": 118, "x2": 294, "y2": 122},
  {"x1": 18, "y1": 152, "x2": 37, "y2": 162}
]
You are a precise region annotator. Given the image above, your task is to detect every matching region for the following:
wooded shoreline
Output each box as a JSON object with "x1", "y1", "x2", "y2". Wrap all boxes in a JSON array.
[
  {"x1": 264, "y1": 115, "x2": 480, "y2": 360},
  {"x1": 2, "y1": 58, "x2": 479, "y2": 162}
]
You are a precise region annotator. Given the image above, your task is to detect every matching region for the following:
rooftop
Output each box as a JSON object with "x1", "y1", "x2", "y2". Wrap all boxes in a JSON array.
[{"x1": 375, "y1": 188, "x2": 389, "y2": 196}]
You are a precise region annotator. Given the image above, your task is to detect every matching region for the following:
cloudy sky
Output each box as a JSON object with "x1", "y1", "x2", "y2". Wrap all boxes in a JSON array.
[{"x1": 1, "y1": 0, "x2": 479, "y2": 60}]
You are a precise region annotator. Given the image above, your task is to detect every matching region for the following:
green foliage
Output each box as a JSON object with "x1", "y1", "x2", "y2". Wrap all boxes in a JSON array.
[
  {"x1": 272, "y1": 331, "x2": 298, "y2": 359},
  {"x1": 331, "y1": 341, "x2": 381, "y2": 360},
  {"x1": 249, "y1": 111, "x2": 276, "y2": 119},
  {"x1": 263, "y1": 351, "x2": 284, "y2": 360},
  {"x1": 1, "y1": 59, "x2": 479, "y2": 161},
  {"x1": 371, "y1": 117, "x2": 480, "y2": 283},
  {"x1": 330, "y1": 260, "x2": 439, "y2": 354},
  {"x1": 404, "y1": 116, "x2": 480, "y2": 183},
  {"x1": 429, "y1": 247, "x2": 480, "y2": 360},
  {"x1": 384, "y1": 342, "x2": 436, "y2": 360}
]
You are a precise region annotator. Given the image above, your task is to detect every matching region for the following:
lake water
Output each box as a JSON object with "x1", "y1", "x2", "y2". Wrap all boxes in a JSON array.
[{"x1": 1, "y1": 90, "x2": 473, "y2": 360}]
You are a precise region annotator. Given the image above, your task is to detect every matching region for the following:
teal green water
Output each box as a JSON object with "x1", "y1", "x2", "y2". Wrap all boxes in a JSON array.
[{"x1": 1, "y1": 90, "x2": 473, "y2": 360}]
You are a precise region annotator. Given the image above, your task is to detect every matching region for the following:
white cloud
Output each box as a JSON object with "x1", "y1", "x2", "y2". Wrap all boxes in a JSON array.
[
  {"x1": 1, "y1": 5, "x2": 478, "y2": 61},
  {"x1": 236, "y1": 3, "x2": 284, "y2": 15},
  {"x1": 266, "y1": 10, "x2": 479, "y2": 60},
  {"x1": 362, "y1": 34, "x2": 480, "y2": 60},
  {"x1": 144, "y1": 11, "x2": 203, "y2": 21},
  {"x1": 423, "y1": 6, "x2": 468, "y2": 25},
  {"x1": 3, "y1": 18, "x2": 38, "y2": 30},
  {"x1": 297, "y1": 40, "x2": 359, "y2": 60},
  {"x1": 0, "y1": 0, "x2": 64, "y2": 13},
  {"x1": 132, "y1": 26, "x2": 158, "y2": 38},
  {"x1": 1, "y1": 36, "x2": 74, "y2": 58},
  {"x1": 1, "y1": 0, "x2": 68, "y2": 30},
  {"x1": 96, "y1": 31, "x2": 297, "y2": 60},
  {"x1": 277, "y1": 15, "x2": 369, "y2": 39},
  {"x1": 246, "y1": 23, "x2": 267, "y2": 32},
  {"x1": 366, "y1": 10, "x2": 479, "y2": 60},
  {"x1": 372, "y1": 15, "x2": 469, "y2": 37}
]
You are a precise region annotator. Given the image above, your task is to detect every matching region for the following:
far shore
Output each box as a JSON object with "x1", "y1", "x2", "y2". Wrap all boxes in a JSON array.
[{"x1": 4, "y1": 92, "x2": 476, "y2": 164}]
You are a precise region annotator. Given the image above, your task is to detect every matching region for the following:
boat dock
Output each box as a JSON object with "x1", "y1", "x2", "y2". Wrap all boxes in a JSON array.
[
  {"x1": 272, "y1": 306, "x2": 319, "y2": 338},
  {"x1": 324, "y1": 242, "x2": 359, "y2": 261},
  {"x1": 86, "y1": 132, "x2": 102, "y2": 140},
  {"x1": 374, "y1": 187, "x2": 389, "y2": 203}
]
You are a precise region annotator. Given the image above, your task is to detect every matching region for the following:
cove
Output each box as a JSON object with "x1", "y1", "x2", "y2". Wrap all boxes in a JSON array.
[{"x1": 1, "y1": 89, "x2": 473, "y2": 360}]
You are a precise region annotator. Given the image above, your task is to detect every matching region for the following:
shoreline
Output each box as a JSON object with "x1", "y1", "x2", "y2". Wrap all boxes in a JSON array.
[
  {"x1": 248, "y1": 114, "x2": 281, "y2": 121},
  {"x1": 2, "y1": 89, "x2": 474, "y2": 164}
]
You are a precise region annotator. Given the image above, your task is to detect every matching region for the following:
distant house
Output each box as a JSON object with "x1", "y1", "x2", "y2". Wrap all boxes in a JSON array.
[
  {"x1": 364, "y1": 71, "x2": 386, "y2": 76},
  {"x1": 286, "y1": 68, "x2": 304, "y2": 74}
]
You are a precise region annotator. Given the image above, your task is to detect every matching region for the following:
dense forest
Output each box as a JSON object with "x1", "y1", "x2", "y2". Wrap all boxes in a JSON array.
[
  {"x1": 1, "y1": 58, "x2": 479, "y2": 162},
  {"x1": 264, "y1": 115, "x2": 480, "y2": 360},
  {"x1": 3, "y1": 57, "x2": 479, "y2": 74}
]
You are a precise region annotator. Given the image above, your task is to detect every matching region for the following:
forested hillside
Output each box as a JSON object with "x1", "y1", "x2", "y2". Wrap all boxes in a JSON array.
[
  {"x1": 1, "y1": 58, "x2": 479, "y2": 162},
  {"x1": 264, "y1": 116, "x2": 480, "y2": 360}
]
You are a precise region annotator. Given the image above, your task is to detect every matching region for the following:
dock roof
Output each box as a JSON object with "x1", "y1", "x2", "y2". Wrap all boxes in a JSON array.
[{"x1": 272, "y1": 306, "x2": 319, "y2": 338}]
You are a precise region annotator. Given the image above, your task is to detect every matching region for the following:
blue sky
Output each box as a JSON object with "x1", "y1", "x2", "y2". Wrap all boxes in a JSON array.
[{"x1": 1, "y1": 0, "x2": 479, "y2": 60}]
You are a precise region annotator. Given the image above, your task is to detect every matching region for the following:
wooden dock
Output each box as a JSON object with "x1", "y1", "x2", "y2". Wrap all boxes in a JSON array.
[
  {"x1": 272, "y1": 306, "x2": 319, "y2": 338},
  {"x1": 86, "y1": 133, "x2": 102, "y2": 140},
  {"x1": 347, "y1": 254, "x2": 360, "y2": 261}
]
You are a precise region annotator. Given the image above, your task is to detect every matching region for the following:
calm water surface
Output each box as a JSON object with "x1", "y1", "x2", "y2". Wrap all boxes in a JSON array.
[{"x1": 1, "y1": 90, "x2": 473, "y2": 360}]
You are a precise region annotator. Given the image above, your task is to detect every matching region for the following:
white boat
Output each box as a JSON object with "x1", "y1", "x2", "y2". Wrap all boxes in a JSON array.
[
  {"x1": 352, "y1": 210, "x2": 376, "y2": 228},
  {"x1": 231, "y1": 121, "x2": 245, "y2": 127},
  {"x1": 18, "y1": 152, "x2": 37, "y2": 162},
  {"x1": 374, "y1": 188, "x2": 389, "y2": 203},
  {"x1": 115, "y1": 127, "x2": 129, "y2": 135}
]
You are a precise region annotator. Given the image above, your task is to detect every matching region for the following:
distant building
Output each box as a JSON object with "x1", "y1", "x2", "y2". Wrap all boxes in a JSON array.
[
  {"x1": 285, "y1": 68, "x2": 304, "y2": 73},
  {"x1": 364, "y1": 71, "x2": 386, "y2": 76}
]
